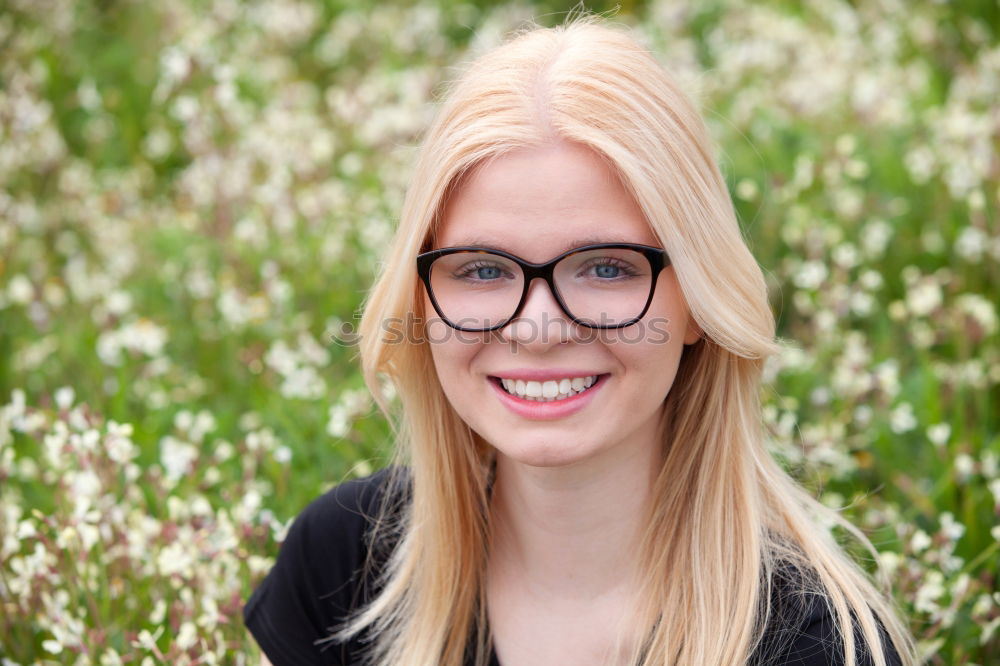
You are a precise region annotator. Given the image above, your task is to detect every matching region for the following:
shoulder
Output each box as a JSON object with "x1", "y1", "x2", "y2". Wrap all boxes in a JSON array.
[
  {"x1": 291, "y1": 466, "x2": 408, "y2": 550},
  {"x1": 272, "y1": 465, "x2": 408, "y2": 589},
  {"x1": 243, "y1": 466, "x2": 409, "y2": 666},
  {"x1": 753, "y1": 564, "x2": 903, "y2": 666}
]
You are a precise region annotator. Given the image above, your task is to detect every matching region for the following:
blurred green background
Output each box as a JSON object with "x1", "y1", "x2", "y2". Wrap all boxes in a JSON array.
[{"x1": 1, "y1": 0, "x2": 997, "y2": 663}]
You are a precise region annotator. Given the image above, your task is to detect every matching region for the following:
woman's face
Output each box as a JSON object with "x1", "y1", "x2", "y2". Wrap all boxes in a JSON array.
[{"x1": 423, "y1": 141, "x2": 700, "y2": 469}]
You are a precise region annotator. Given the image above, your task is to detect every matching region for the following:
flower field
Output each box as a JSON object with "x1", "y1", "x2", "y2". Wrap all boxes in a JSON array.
[{"x1": 0, "y1": 0, "x2": 997, "y2": 663}]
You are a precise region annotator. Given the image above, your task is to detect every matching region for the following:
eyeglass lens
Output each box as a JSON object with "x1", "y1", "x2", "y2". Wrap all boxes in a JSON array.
[{"x1": 427, "y1": 248, "x2": 654, "y2": 329}]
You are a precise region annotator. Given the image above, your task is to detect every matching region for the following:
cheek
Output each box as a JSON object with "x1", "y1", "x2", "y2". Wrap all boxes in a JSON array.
[
  {"x1": 602, "y1": 306, "x2": 687, "y2": 400},
  {"x1": 647, "y1": 275, "x2": 695, "y2": 344},
  {"x1": 425, "y1": 316, "x2": 481, "y2": 386},
  {"x1": 426, "y1": 328, "x2": 492, "y2": 433}
]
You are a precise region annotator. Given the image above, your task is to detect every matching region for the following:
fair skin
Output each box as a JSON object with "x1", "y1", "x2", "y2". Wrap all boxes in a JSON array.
[
  {"x1": 426, "y1": 140, "x2": 700, "y2": 665},
  {"x1": 257, "y1": 140, "x2": 699, "y2": 666}
]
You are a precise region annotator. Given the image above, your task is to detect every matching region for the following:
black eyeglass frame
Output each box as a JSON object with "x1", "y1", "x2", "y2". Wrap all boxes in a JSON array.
[{"x1": 416, "y1": 242, "x2": 670, "y2": 332}]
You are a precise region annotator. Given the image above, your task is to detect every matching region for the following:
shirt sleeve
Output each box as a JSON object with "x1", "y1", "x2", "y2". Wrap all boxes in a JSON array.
[{"x1": 243, "y1": 468, "x2": 397, "y2": 666}]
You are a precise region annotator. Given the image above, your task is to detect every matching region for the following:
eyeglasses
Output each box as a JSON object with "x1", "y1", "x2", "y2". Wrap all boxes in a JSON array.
[{"x1": 416, "y1": 242, "x2": 669, "y2": 332}]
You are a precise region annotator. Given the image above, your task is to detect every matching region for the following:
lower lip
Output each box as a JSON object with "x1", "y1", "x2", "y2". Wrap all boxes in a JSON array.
[{"x1": 488, "y1": 375, "x2": 608, "y2": 421}]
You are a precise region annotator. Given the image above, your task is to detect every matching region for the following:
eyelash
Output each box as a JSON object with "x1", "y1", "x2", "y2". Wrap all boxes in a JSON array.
[
  {"x1": 453, "y1": 261, "x2": 513, "y2": 280},
  {"x1": 454, "y1": 258, "x2": 640, "y2": 278},
  {"x1": 577, "y1": 258, "x2": 639, "y2": 278}
]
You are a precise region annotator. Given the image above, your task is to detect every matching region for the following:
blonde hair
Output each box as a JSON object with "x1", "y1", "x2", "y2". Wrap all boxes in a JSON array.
[{"x1": 344, "y1": 15, "x2": 915, "y2": 666}]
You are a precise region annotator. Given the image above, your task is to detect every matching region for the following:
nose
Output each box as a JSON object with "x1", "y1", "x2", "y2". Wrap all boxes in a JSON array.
[{"x1": 499, "y1": 277, "x2": 572, "y2": 349}]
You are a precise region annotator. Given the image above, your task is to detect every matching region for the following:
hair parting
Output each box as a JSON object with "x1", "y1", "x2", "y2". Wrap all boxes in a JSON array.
[{"x1": 339, "y1": 13, "x2": 915, "y2": 666}]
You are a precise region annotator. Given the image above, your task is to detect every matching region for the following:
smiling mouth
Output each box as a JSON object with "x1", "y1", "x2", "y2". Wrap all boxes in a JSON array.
[{"x1": 489, "y1": 374, "x2": 608, "y2": 402}]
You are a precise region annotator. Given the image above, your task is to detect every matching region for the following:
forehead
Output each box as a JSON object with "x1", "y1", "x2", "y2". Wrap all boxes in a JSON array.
[{"x1": 434, "y1": 142, "x2": 659, "y2": 261}]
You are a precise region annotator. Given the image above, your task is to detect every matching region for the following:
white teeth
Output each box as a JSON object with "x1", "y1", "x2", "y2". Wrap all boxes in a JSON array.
[{"x1": 497, "y1": 375, "x2": 600, "y2": 402}]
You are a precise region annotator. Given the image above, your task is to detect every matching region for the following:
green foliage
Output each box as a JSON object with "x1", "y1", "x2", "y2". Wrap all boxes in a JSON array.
[{"x1": 0, "y1": 0, "x2": 997, "y2": 662}]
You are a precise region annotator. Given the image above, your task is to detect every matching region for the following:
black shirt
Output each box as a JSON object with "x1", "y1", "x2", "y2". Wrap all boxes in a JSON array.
[{"x1": 243, "y1": 469, "x2": 901, "y2": 665}]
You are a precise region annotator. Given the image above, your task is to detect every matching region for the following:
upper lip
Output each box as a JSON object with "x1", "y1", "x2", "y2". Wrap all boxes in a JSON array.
[{"x1": 489, "y1": 369, "x2": 605, "y2": 381}]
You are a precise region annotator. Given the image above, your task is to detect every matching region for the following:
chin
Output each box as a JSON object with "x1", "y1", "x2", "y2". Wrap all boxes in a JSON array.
[{"x1": 490, "y1": 439, "x2": 596, "y2": 469}]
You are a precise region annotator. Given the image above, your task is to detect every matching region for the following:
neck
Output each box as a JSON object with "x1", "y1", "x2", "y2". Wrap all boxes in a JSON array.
[{"x1": 488, "y1": 430, "x2": 660, "y2": 598}]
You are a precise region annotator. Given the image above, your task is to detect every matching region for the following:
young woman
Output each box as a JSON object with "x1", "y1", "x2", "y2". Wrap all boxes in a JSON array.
[{"x1": 243, "y1": 16, "x2": 915, "y2": 666}]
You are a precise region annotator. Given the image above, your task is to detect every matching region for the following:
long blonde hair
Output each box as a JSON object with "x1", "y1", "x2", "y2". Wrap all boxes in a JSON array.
[{"x1": 345, "y1": 15, "x2": 915, "y2": 666}]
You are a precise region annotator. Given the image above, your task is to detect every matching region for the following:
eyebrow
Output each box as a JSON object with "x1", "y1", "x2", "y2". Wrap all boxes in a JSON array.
[{"x1": 445, "y1": 236, "x2": 642, "y2": 254}]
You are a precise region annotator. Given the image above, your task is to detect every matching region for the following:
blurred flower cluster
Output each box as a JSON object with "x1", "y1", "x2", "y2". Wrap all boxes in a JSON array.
[
  {"x1": 1, "y1": 0, "x2": 997, "y2": 662},
  {"x1": 1, "y1": 390, "x2": 283, "y2": 663}
]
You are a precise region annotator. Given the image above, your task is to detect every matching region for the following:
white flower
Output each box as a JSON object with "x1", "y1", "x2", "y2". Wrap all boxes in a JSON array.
[
  {"x1": 156, "y1": 541, "x2": 194, "y2": 578},
  {"x1": 810, "y1": 387, "x2": 831, "y2": 406},
  {"x1": 327, "y1": 406, "x2": 350, "y2": 438},
  {"x1": 171, "y1": 95, "x2": 199, "y2": 122},
  {"x1": 906, "y1": 280, "x2": 942, "y2": 317},
  {"x1": 954, "y1": 454, "x2": 975, "y2": 481},
  {"x1": 149, "y1": 598, "x2": 167, "y2": 624},
  {"x1": 132, "y1": 627, "x2": 164, "y2": 651},
  {"x1": 77, "y1": 79, "x2": 102, "y2": 111},
  {"x1": 280, "y1": 365, "x2": 326, "y2": 400},
  {"x1": 53, "y1": 386, "x2": 74, "y2": 410},
  {"x1": 190, "y1": 410, "x2": 216, "y2": 444},
  {"x1": 926, "y1": 423, "x2": 951, "y2": 447},
  {"x1": 793, "y1": 260, "x2": 828, "y2": 290},
  {"x1": 296, "y1": 331, "x2": 330, "y2": 367},
  {"x1": 100, "y1": 648, "x2": 124, "y2": 666},
  {"x1": 832, "y1": 243, "x2": 859, "y2": 269},
  {"x1": 190, "y1": 496, "x2": 213, "y2": 517},
  {"x1": 43, "y1": 424, "x2": 69, "y2": 468},
  {"x1": 160, "y1": 436, "x2": 197, "y2": 481},
  {"x1": 105, "y1": 420, "x2": 137, "y2": 463},
  {"x1": 736, "y1": 178, "x2": 758, "y2": 200},
  {"x1": 849, "y1": 290, "x2": 874, "y2": 316},
  {"x1": 246, "y1": 428, "x2": 277, "y2": 453},
  {"x1": 70, "y1": 469, "x2": 101, "y2": 498},
  {"x1": 159, "y1": 47, "x2": 191, "y2": 85},
  {"x1": 913, "y1": 571, "x2": 945, "y2": 613},
  {"x1": 889, "y1": 402, "x2": 917, "y2": 434},
  {"x1": 861, "y1": 219, "x2": 893, "y2": 257},
  {"x1": 878, "y1": 551, "x2": 902, "y2": 576},
  {"x1": 142, "y1": 127, "x2": 173, "y2": 160},
  {"x1": 940, "y1": 512, "x2": 966, "y2": 541},
  {"x1": 96, "y1": 318, "x2": 168, "y2": 366},
  {"x1": 264, "y1": 340, "x2": 297, "y2": 376},
  {"x1": 982, "y1": 451, "x2": 997, "y2": 479},
  {"x1": 175, "y1": 621, "x2": 198, "y2": 650},
  {"x1": 123, "y1": 319, "x2": 168, "y2": 357},
  {"x1": 955, "y1": 226, "x2": 986, "y2": 262},
  {"x1": 326, "y1": 389, "x2": 372, "y2": 438},
  {"x1": 910, "y1": 529, "x2": 932, "y2": 553},
  {"x1": 956, "y1": 293, "x2": 997, "y2": 335},
  {"x1": 213, "y1": 439, "x2": 234, "y2": 462},
  {"x1": 7, "y1": 274, "x2": 34, "y2": 304},
  {"x1": 105, "y1": 290, "x2": 132, "y2": 316}
]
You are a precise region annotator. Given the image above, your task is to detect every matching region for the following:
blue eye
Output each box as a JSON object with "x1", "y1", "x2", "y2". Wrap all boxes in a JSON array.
[
  {"x1": 476, "y1": 266, "x2": 502, "y2": 280},
  {"x1": 452, "y1": 260, "x2": 512, "y2": 283},
  {"x1": 579, "y1": 258, "x2": 637, "y2": 280}
]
